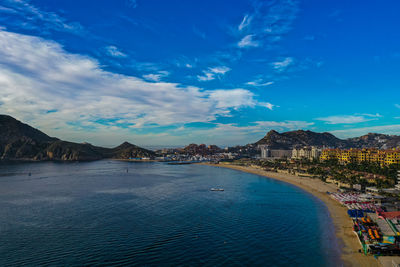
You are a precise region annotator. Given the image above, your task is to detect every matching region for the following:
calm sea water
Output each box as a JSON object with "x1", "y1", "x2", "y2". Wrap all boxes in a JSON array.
[{"x1": 0, "y1": 161, "x2": 341, "y2": 266}]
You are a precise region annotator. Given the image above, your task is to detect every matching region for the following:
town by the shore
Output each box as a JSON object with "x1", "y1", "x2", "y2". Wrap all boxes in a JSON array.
[{"x1": 202, "y1": 162, "x2": 383, "y2": 267}]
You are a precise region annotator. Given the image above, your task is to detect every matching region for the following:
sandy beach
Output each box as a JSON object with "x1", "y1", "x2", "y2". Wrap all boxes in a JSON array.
[{"x1": 202, "y1": 162, "x2": 380, "y2": 267}]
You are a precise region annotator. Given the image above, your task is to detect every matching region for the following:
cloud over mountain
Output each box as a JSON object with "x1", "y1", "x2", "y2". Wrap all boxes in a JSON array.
[{"x1": 0, "y1": 30, "x2": 272, "y2": 145}]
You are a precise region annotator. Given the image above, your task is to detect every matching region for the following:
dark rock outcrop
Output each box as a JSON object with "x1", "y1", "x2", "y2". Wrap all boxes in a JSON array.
[{"x1": 0, "y1": 114, "x2": 154, "y2": 161}]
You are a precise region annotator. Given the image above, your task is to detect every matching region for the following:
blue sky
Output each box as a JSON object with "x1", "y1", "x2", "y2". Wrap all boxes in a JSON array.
[{"x1": 0, "y1": 0, "x2": 400, "y2": 147}]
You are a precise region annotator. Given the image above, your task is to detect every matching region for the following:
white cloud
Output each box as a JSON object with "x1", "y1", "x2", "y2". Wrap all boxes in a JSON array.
[
  {"x1": 238, "y1": 34, "x2": 259, "y2": 48},
  {"x1": 271, "y1": 57, "x2": 294, "y2": 72},
  {"x1": 209, "y1": 66, "x2": 230, "y2": 74},
  {"x1": 197, "y1": 66, "x2": 231, "y2": 81},
  {"x1": 330, "y1": 125, "x2": 400, "y2": 139},
  {"x1": 246, "y1": 79, "x2": 274, "y2": 87},
  {"x1": 170, "y1": 120, "x2": 314, "y2": 146},
  {"x1": 316, "y1": 114, "x2": 380, "y2": 125},
  {"x1": 265, "y1": 103, "x2": 274, "y2": 110},
  {"x1": 0, "y1": 5, "x2": 17, "y2": 13},
  {"x1": 395, "y1": 104, "x2": 400, "y2": 109},
  {"x1": 197, "y1": 72, "x2": 214, "y2": 81},
  {"x1": 208, "y1": 89, "x2": 259, "y2": 109},
  {"x1": 0, "y1": 0, "x2": 83, "y2": 34},
  {"x1": 142, "y1": 71, "x2": 169, "y2": 82},
  {"x1": 238, "y1": 14, "x2": 252, "y2": 31},
  {"x1": 359, "y1": 113, "x2": 383, "y2": 118},
  {"x1": 254, "y1": 120, "x2": 314, "y2": 130},
  {"x1": 0, "y1": 30, "x2": 273, "y2": 145},
  {"x1": 105, "y1": 45, "x2": 127, "y2": 58}
]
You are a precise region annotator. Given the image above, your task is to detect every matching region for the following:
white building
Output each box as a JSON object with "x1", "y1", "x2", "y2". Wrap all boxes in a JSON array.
[
  {"x1": 259, "y1": 145, "x2": 270, "y2": 159},
  {"x1": 259, "y1": 145, "x2": 291, "y2": 159},
  {"x1": 395, "y1": 170, "x2": 400, "y2": 190},
  {"x1": 292, "y1": 146, "x2": 322, "y2": 160}
]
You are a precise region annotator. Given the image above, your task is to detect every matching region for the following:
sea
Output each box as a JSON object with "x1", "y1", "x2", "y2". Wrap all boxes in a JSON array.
[{"x1": 0, "y1": 161, "x2": 342, "y2": 266}]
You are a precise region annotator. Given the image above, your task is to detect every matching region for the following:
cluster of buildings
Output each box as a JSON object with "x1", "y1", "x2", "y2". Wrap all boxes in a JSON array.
[
  {"x1": 258, "y1": 145, "x2": 322, "y2": 161},
  {"x1": 259, "y1": 145, "x2": 292, "y2": 159},
  {"x1": 320, "y1": 148, "x2": 400, "y2": 166},
  {"x1": 154, "y1": 146, "x2": 239, "y2": 162},
  {"x1": 291, "y1": 146, "x2": 322, "y2": 160},
  {"x1": 258, "y1": 145, "x2": 400, "y2": 167}
]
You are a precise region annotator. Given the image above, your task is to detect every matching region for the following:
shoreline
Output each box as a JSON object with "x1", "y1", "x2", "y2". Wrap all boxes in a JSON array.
[{"x1": 201, "y1": 162, "x2": 379, "y2": 267}]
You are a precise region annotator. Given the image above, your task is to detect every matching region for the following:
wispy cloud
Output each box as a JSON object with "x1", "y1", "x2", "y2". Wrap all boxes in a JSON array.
[
  {"x1": 0, "y1": 30, "x2": 273, "y2": 145},
  {"x1": 197, "y1": 66, "x2": 231, "y2": 81},
  {"x1": 316, "y1": 114, "x2": 381, "y2": 125},
  {"x1": 142, "y1": 71, "x2": 169, "y2": 82},
  {"x1": 395, "y1": 104, "x2": 400, "y2": 109},
  {"x1": 238, "y1": 34, "x2": 259, "y2": 48},
  {"x1": 207, "y1": 89, "x2": 274, "y2": 110},
  {"x1": 126, "y1": 0, "x2": 138, "y2": 8},
  {"x1": 271, "y1": 57, "x2": 294, "y2": 72},
  {"x1": 105, "y1": 45, "x2": 127, "y2": 58},
  {"x1": 331, "y1": 125, "x2": 400, "y2": 139},
  {"x1": 238, "y1": 14, "x2": 252, "y2": 31},
  {"x1": 359, "y1": 113, "x2": 383, "y2": 118},
  {"x1": 0, "y1": 5, "x2": 16, "y2": 13},
  {"x1": 193, "y1": 26, "x2": 206, "y2": 39},
  {"x1": 0, "y1": 0, "x2": 84, "y2": 34},
  {"x1": 172, "y1": 55, "x2": 197, "y2": 69},
  {"x1": 236, "y1": 0, "x2": 299, "y2": 49},
  {"x1": 246, "y1": 79, "x2": 274, "y2": 87}
]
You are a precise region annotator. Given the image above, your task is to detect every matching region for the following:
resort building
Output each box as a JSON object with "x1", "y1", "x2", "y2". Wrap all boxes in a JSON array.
[
  {"x1": 259, "y1": 145, "x2": 292, "y2": 159},
  {"x1": 291, "y1": 146, "x2": 322, "y2": 160},
  {"x1": 320, "y1": 148, "x2": 400, "y2": 166}
]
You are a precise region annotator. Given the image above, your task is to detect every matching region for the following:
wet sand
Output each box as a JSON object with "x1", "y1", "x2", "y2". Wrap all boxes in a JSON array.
[{"x1": 202, "y1": 162, "x2": 380, "y2": 267}]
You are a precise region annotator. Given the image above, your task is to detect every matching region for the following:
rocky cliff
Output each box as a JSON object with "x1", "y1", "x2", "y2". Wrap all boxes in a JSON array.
[{"x1": 0, "y1": 115, "x2": 154, "y2": 161}]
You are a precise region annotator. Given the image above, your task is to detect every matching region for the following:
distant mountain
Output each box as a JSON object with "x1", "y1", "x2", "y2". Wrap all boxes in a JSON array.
[
  {"x1": 182, "y1": 144, "x2": 222, "y2": 155},
  {"x1": 0, "y1": 115, "x2": 154, "y2": 161},
  {"x1": 348, "y1": 133, "x2": 400, "y2": 149},
  {"x1": 255, "y1": 130, "x2": 400, "y2": 150},
  {"x1": 256, "y1": 130, "x2": 347, "y2": 149}
]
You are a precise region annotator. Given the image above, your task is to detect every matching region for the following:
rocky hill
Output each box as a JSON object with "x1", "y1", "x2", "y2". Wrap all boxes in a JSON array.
[
  {"x1": 0, "y1": 115, "x2": 154, "y2": 161},
  {"x1": 182, "y1": 144, "x2": 222, "y2": 155},
  {"x1": 256, "y1": 130, "x2": 347, "y2": 149},
  {"x1": 256, "y1": 130, "x2": 400, "y2": 149},
  {"x1": 106, "y1": 142, "x2": 155, "y2": 159}
]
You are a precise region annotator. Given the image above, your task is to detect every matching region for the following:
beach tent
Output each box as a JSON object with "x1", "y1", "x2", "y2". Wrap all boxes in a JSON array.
[
  {"x1": 347, "y1": 209, "x2": 364, "y2": 218},
  {"x1": 380, "y1": 211, "x2": 400, "y2": 219},
  {"x1": 382, "y1": 236, "x2": 395, "y2": 244}
]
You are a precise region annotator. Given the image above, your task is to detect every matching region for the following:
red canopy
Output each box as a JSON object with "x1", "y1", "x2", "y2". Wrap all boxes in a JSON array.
[{"x1": 380, "y1": 211, "x2": 400, "y2": 219}]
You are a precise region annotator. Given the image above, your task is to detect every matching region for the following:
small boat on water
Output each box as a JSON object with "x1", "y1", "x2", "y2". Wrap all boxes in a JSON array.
[{"x1": 210, "y1": 188, "x2": 224, "y2": 191}]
